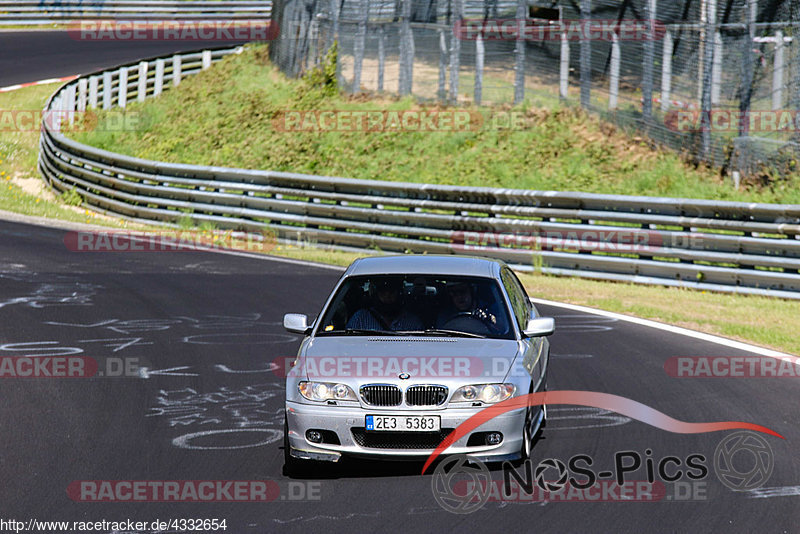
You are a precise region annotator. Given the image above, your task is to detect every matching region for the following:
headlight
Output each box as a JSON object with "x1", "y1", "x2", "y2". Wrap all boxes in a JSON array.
[
  {"x1": 451, "y1": 383, "x2": 515, "y2": 404},
  {"x1": 298, "y1": 381, "x2": 358, "y2": 402}
]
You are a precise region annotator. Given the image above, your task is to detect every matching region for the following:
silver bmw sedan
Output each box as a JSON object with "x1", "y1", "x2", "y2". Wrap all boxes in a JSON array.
[{"x1": 282, "y1": 255, "x2": 554, "y2": 475}]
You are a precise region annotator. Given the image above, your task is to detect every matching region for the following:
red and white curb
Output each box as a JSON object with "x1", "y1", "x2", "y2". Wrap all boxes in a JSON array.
[{"x1": 0, "y1": 75, "x2": 79, "y2": 93}]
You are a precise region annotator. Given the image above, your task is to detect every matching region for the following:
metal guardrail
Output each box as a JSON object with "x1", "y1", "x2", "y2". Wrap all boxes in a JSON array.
[
  {"x1": 37, "y1": 47, "x2": 800, "y2": 299},
  {"x1": 0, "y1": 0, "x2": 272, "y2": 24}
]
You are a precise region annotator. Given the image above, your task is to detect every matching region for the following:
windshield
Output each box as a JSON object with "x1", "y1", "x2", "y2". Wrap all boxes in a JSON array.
[{"x1": 315, "y1": 275, "x2": 515, "y2": 339}]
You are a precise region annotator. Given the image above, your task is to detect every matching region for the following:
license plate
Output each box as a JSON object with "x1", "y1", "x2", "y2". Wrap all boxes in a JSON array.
[{"x1": 365, "y1": 415, "x2": 441, "y2": 432}]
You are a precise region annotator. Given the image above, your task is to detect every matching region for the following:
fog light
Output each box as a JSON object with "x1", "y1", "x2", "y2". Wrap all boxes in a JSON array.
[
  {"x1": 306, "y1": 430, "x2": 323, "y2": 443},
  {"x1": 486, "y1": 432, "x2": 503, "y2": 445}
]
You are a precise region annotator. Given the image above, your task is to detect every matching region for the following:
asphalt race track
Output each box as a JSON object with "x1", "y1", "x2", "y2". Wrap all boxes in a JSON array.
[
  {"x1": 0, "y1": 217, "x2": 797, "y2": 532},
  {"x1": 0, "y1": 31, "x2": 248, "y2": 87},
  {"x1": 1, "y1": 32, "x2": 798, "y2": 532}
]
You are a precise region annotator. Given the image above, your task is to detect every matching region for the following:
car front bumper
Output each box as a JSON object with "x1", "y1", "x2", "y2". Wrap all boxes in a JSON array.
[{"x1": 286, "y1": 400, "x2": 527, "y2": 463}]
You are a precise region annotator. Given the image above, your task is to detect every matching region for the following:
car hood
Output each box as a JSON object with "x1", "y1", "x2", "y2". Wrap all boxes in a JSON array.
[{"x1": 296, "y1": 335, "x2": 521, "y2": 386}]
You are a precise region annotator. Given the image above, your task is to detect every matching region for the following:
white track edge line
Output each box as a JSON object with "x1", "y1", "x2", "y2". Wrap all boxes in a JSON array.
[{"x1": 530, "y1": 297, "x2": 796, "y2": 359}]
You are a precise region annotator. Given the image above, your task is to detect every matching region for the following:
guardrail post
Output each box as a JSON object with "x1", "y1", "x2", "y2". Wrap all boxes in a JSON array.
[
  {"x1": 559, "y1": 25, "x2": 569, "y2": 99},
  {"x1": 772, "y1": 30, "x2": 784, "y2": 110},
  {"x1": 378, "y1": 25, "x2": 386, "y2": 92},
  {"x1": 65, "y1": 85, "x2": 76, "y2": 126},
  {"x1": 449, "y1": 0, "x2": 462, "y2": 103},
  {"x1": 173, "y1": 55, "x2": 182, "y2": 87},
  {"x1": 137, "y1": 61, "x2": 148, "y2": 102},
  {"x1": 154, "y1": 59, "x2": 165, "y2": 96},
  {"x1": 608, "y1": 33, "x2": 619, "y2": 110},
  {"x1": 438, "y1": 29, "x2": 447, "y2": 101},
  {"x1": 88, "y1": 76, "x2": 98, "y2": 109},
  {"x1": 102, "y1": 71, "x2": 112, "y2": 110},
  {"x1": 661, "y1": 30, "x2": 673, "y2": 111},
  {"x1": 711, "y1": 31, "x2": 722, "y2": 104},
  {"x1": 474, "y1": 34, "x2": 484, "y2": 105},
  {"x1": 77, "y1": 78, "x2": 87, "y2": 112},
  {"x1": 202, "y1": 50, "x2": 212, "y2": 70},
  {"x1": 118, "y1": 67, "x2": 128, "y2": 108}
]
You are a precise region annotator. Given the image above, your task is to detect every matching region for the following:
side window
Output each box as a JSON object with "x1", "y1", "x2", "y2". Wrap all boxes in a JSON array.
[{"x1": 500, "y1": 267, "x2": 529, "y2": 330}]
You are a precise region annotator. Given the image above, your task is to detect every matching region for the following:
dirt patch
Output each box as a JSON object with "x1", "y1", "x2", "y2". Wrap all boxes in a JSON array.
[
  {"x1": 11, "y1": 173, "x2": 57, "y2": 201},
  {"x1": 11, "y1": 173, "x2": 117, "y2": 222}
]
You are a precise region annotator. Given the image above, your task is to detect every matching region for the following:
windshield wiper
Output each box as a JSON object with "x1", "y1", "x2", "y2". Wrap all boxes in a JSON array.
[
  {"x1": 324, "y1": 328, "x2": 401, "y2": 336},
  {"x1": 394, "y1": 329, "x2": 487, "y2": 339}
]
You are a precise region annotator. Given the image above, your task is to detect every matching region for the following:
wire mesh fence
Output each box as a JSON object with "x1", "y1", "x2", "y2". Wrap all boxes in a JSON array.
[{"x1": 269, "y1": 0, "x2": 800, "y2": 183}]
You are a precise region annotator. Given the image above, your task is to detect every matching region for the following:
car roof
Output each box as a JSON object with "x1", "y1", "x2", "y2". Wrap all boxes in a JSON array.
[{"x1": 345, "y1": 255, "x2": 504, "y2": 278}]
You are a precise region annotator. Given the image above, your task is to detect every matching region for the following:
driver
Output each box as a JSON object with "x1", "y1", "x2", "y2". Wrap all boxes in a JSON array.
[
  {"x1": 437, "y1": 281, "x2": 502, "y2": 333},
  {"x1": 346, "y1": 278, "x2": 423, "y2": 331}
]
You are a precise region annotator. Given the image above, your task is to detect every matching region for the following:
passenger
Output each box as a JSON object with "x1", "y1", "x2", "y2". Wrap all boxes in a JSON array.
[{"x1": 346, "y1": 278, "x2": 423, "y2": 331}]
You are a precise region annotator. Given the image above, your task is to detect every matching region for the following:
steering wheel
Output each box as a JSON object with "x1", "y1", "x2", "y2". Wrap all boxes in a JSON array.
[{"x1": 441, "y1": 312, "x2": 491, "y2": 335}]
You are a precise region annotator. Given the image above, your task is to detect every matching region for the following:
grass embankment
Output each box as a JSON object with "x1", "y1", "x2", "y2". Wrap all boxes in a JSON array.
[
  {"x1": 2, "y1": 47, "x2": 797, "y2": 355},
  {"x1": 0, "y1": 83, "x2": 134, "y2": 225},
  {"x1": 72, "y1": 44, "x2": 799, "y2": 203}
]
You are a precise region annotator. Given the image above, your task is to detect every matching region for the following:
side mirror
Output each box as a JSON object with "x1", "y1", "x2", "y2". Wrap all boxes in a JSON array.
[
  {"x1": 284, "y1": 313, "x2": 311, "y2": 335},
  {"x1": 523, "y1": 317, "x2": 555, "y2": 337}
]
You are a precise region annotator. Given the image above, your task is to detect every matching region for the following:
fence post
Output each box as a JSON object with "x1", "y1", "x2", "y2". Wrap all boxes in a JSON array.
[
  {"x1": 700, "y1": 0, "x2": 716, "y2": 160},
  {"x1": 438, "y1": 29, "x2": 447, "y2": 102},
  {"x1": 474, "y1": 34, "x2": 484, "y2": 105},
  {"x1": 154, "y1": 59, "x2": 165, "y2": 96},
  {"x1": 352, "y1": 0, "x2": 368, "y2": 92},
  {"x1": 88, "y1": 76, "x2": 98, "y2": 109},
  {"x1": 138, "y1": 61, "x2": 148, "y2": 102},
  {"x1": 711, "y1": 31, "x2": 722, "y2": 104},
  {"x1": 738, "y1": 0, "x2": 756, "y2": 138},
  {"x1": 641, "y1": 0, "x2": 656, "y2": 122},
  {"x1": 118, "y1": 67, "x2": 128, "y2": 108},
  {"x1": 661, "y1": 30, "x2": 673, "y2": 111},
  {"x1": 513, "y1": 0, "x2": 526, "y2": 104},
  {"x1": 202, "y1": 50, "x2": 212, "y2": 70},
  {"x1": 772, "y1": 30, "x2": 784, "y2": 110},
  {"x1": 398, "y1": 0, "x2": 414, "y2": 96},
  {"x1": 331, "y1": 0, "x2": 342, "y2": 85},
  {"x1": 102, "y1": 71, "x2": 112, "y2": 110},
  {"x1": 77, "y1": 78, "x2": 87, "y2": 112},
  {"x1": 378, "y1": 25, "x2": 385, "y2": 92},
  {"x1": 449, "y1": 0, "x2": 462, "y2": 103},
  {"x1": 173, "y1": 55, "x2": 182, "y2": 87},
  {"x1": 793, "y1": 12, "x2": 800, "y2": 127},
  {"x1": 579, "y1": 0, "x2": 591, "y2": 109},
  {"x1": 608, "y1": 33, "x2": 619, "y2": 110},
  {"x1": 559, "y1": 26, "x2": 569, "y2": 99}
]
